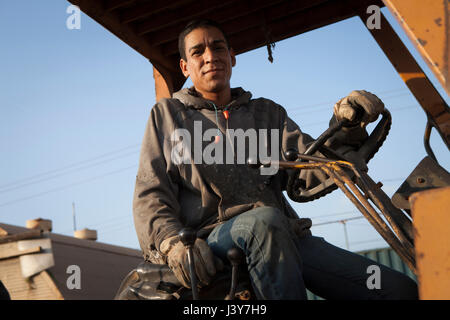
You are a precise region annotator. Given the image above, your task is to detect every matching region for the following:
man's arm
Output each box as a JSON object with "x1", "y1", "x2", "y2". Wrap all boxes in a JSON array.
[
  {"x1": 133, "y1": 104, "x2": 183, "y2": 262},
  {"x1": 327, "y1": 89, "x2": 385, "y2": 170},
  {"x1": 279, "y1": 107, "x2": 330, "y2": 189},
  {"x1": 280, "y1": 90, "x2": 384, "y2": 190},
  {"x1": 133, "y1": 102, "x2": 217, "y2": 288}
]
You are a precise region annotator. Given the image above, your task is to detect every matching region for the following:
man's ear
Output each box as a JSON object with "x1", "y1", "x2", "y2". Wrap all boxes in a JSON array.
[
  {"x1": 180, "y1": 58, "x2": 189, "y2": 78},
  {"x1": 230, "y1": 48, "x2": 236, "y2": 67}
]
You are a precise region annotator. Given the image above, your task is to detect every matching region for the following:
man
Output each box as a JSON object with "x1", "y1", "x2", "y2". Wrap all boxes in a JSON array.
[{"x1": 133, "y1": 19, "x2": 418, "y2": 299}]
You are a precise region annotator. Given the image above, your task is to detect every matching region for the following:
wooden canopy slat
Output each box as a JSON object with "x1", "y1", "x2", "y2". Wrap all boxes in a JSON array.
[
  {"x1": 69, "y1": 0, "x2": 176, "y2": 74},
  {"x1": 135, "y1": 0, "x2": 240, "y2": 36},
  {"x1": 145, "y1": 0, "x2": 289, "y2": 48},
  {"x1": 70, "y1": 0, "x2": 384, "y2": 65},
  {"x1": 119, "y1": 0, "x2": 193, "y2": 24},
  {"x1": 104, "y1": 0, "x2": 135, "y2": 12},
  {"x1": 229, "y1": 0, "x2": 360, "y2": 55},
  {"x1": 159, "y1": 0, "x2": 331, "y2": 56}
]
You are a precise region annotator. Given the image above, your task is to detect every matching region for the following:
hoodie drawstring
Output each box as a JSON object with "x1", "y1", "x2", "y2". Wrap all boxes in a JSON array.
[
  {"x1": 210, "y1": 102, "x2": 221, "y2": 144},
  {"x1": 210, "y1": 102, "x2": 231, "y2": 144},
  {"x1": 208, "y1": 102, "x2": 236, "y2": 159}
]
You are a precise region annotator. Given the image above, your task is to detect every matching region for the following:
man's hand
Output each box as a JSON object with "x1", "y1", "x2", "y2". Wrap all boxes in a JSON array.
[
  {"x1": 289, "y1": 218, "x2": 312, "y2": 238},
  {"x1": 333, "y1": 90, "x2": 384, "y2": 127},
  {"x1": 160, "y1": 235, "x2": 217, "y2": 289}
]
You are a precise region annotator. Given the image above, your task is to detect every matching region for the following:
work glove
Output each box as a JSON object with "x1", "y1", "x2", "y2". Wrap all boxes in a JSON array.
[
  {"x1": 333, "y1": 90, "x2": 385, "y2": 127},
  {"x1": 340, "y1": 149, "x2": 368, "y2": 172},
  {"x1": 160, "y1": 235, "x2": 217, "y2": 289},
  {"x1": 329, "y1": 90, "x2": 383, "y2": 171},
  {"x1": 289, "y1": 218, "x2": 312, "y2": 238}
]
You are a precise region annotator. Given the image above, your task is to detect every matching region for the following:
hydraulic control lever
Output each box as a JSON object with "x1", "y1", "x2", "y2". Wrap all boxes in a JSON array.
[
  {"x1": 179, "y1": 228, "x2": 199, "y2": 300},
  {"x1": 225, "y1": 247, "x2": 245, "y2": 300}
]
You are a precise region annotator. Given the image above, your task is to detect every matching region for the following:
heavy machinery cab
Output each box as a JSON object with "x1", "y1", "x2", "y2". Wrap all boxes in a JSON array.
[{"x1": 70, "y1": 0, "x2": 450, "y2": 299}]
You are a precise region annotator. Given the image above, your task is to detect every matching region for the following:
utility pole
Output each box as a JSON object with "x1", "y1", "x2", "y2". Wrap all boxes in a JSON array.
[
  {"x1": 340, "y1": 220, "x2": 350, "y2": 250},
  {"x1": 314, "y1": 216, "x2": 363, "y2": 250},
  {"x1": 72, "y1": 202, "x2": 77, "y2": 232}
]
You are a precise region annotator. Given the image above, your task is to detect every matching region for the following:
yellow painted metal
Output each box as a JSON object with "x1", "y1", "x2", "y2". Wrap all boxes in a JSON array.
[
  {"x1": 153, "y1": 66, "x2": 172, "y2": 101},
  {"x1": 410, "y1": 186, "x2": 450, "y2": 300},
  {"x1": 359, "y1": 11, "x2": 449, "y2": 148},
  {"x1": 383, "y1": 0, "x2": 449, "y2": 95}
]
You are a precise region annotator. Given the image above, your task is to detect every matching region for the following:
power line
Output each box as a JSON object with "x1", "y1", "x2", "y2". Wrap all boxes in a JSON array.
[
  {"x1": 0, "y1": 144, "x2": 140, "y2": 190},
  {"x1": 350, "y1": 238, "x2": 387, "y2": 246},
  {"x1": 90, "y1": 215, "x2": 132, "y2": 229},
  {"x1": 60, "y1": 214, "x2": 132, "y2": 234},
  {"x1": 284, "y1": 88, "x2": 408, "y2": 112},
  {"x1": 95, "y1": 218, "x2": 134, "y2": 232},
  {"x1": 352, "y1": 222, "x2": 374, "y2": 227},
  {"x1": 0, "y1": 150, "x2": 139, "y2": 194},
  {"x1": 310, "y1": 210, "x2": 358, "y2": 219},
  {"x1": 0, "y1": 164, "x2": 137, "y2": 209},
  {"x1": 289, "y1": 91, "x2": 412, "y2": 116},
  {"x1": 312, "y1": 216, "x2": 365, "y2": 226},
  {"x1": 380, "y1": 177, "x2": 405, "y2": 182},
  {"x1": 299, "y1": 104, "x2": 418, "y2": 128},
  {"x1": 100, "y1": 222, "x2": 135, "y2": 235}
]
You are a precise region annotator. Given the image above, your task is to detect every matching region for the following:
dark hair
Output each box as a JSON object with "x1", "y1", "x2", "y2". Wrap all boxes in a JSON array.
[{"x1": 178, "y1": 19, "x2": 230, "y2": 60}]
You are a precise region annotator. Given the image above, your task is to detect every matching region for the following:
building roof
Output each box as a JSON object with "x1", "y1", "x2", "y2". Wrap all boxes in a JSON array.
[{"x1": 0, "y1": 223, "x2": 142, "y2": 300}]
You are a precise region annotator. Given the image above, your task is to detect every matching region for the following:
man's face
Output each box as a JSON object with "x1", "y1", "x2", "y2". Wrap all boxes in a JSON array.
[{"x1": 180, "y1": 27, "x2": 236, "y2": 97}]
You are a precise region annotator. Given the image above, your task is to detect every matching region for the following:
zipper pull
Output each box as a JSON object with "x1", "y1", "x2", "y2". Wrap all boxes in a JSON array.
[{"x1": 223, "y1": 110, "x2": 229, "y2": 120}]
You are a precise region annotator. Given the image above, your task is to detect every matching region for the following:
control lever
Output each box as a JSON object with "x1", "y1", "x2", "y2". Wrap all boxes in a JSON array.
[
  {"x1": 247, "y1": 157, "x2": 261, "y2": 169},
  {"x1": 225, "y1": 247, "x2": 245, "y2": 300},
  {"x1": 285, "y1": 148, "x2": 299, "y2": 161},
  {"x1": 247, "y1": 157, "x2": 272, "y2": 169},
  {"x1": 179, "y1": 228, "x2": 199, "y2": 300}
]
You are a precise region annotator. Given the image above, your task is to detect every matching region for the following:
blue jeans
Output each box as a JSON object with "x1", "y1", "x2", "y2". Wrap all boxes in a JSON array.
[{"x1": 206, "y1": 206, "x2": 418, "y2": 300}]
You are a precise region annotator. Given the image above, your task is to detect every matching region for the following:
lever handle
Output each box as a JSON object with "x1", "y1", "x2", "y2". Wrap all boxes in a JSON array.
[
  {"x1": 225, "y1": 247, "x2": 245, "y2": 300},
  {"x1": 227, "y1": 247, "x2": 245, "y2": 266},
  {"x1": 179, "y1": 228, "x2": 196, "y2": 247},
  {"x1": 178, "y1": 228, "x2": 199, "y2": 300},
  {"x1": 247, "y1": 157, "x2": 261, "y2": 169},
  {"x1": 284, "y1": 148, "x2": 299, "y2": 161}
]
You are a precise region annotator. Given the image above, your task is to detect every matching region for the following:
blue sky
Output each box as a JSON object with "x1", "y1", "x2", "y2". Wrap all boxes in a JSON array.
[{"x1": 1, "y1": 1, "x2": 448, "y2": 253}]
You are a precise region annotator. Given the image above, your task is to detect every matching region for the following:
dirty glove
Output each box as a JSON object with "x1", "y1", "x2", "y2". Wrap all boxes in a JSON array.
[
  {"x1": 333, "y1": 90, "x2": 384, "y2": 127},
  {"x1": 340, "y1": 149, "x2": 368, "y2": 172},
  {"x1": 160, "y1": 235, "x2": 217, "y2": 289},
  {"x1": 289, "y1": 218, "x2": 312, "y2": 238}
]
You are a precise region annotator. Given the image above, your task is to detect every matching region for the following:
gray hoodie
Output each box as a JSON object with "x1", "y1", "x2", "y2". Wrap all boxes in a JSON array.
[{"x1": 133, "y1": 87, "x2": 367, "y2": 263}]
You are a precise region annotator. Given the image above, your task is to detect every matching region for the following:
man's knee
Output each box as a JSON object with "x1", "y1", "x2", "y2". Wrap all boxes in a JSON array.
[
  {"x1": 387, "y1": 276, "x2": 418, "y2": 300},
  {"x1": 236, "y1": 206, "x2": 288, "y2": 235},
  {"x1": 378, "y1": 271, "x2": 418, "y2": 300},
  {"x1": 227, "y1": 206, "x2": 291, "y2": 249}
]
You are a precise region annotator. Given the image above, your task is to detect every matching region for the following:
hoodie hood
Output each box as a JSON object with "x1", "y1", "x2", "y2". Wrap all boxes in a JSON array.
[{"x1": 172, "y1": 87, "x2": 252, "y2": 111}]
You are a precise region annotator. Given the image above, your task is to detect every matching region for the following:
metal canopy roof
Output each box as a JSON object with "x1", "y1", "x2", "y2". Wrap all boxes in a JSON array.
[{"x1": 68, "y1": 0, "x2": 383, "y2": 89}]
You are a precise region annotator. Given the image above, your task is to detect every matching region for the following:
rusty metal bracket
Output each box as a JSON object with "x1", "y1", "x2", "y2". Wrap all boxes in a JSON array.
[
  {"x1": 269, "y1": 158, "x2": 417, "y2": 272},
  {"x1": 424, "y1": 121, "x2": 438, "y2": 162},
  {"x1": 392, "y1": 156, "x2": 450, "y2": 211}
]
